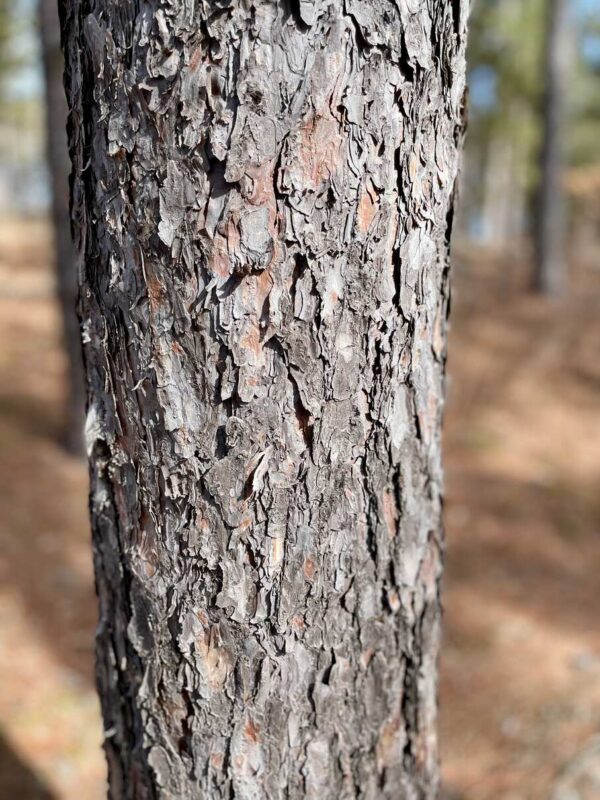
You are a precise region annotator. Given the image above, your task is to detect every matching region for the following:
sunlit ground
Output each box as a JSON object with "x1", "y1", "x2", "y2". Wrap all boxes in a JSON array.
[
  {"x1": 0, "y1": 219, "x2": 599, "y2": 799},
  {"x1": 441, "y1": 241, "x2": 600, "y2": 798}
]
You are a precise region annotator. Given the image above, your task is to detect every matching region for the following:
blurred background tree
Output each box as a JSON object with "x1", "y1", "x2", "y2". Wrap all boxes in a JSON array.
[
  {"x1": 0, "y1": 0, "x2": 83, "y2": 452},
  {"x1": 567, "y1": 4, "x2": 600, "y2": 268},
  {"x1": 461, "y1": 0, "x2": 600, "y2": 292},
  {"x1": 39, "y1": 0, "x2": 84, "y2": 453},
  {"x1": 535, "y1": 0, "x2": 569, "y2": 296}
]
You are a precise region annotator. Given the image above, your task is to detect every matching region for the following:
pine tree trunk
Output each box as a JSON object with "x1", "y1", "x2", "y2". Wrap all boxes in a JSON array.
[
  {"x1": 60, "y1": 2, "x2": 467, "y2": 797},
  {"x1": 39, "y1": 0, "x2": 85, "y2": 453},
  {"x1": 534, "y1": 0, "x2": 569, "y2": 295}
]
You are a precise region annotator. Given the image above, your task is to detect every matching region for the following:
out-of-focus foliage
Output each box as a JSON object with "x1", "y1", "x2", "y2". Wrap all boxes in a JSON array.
[
  {"x1": 0, "y1": 0, "x2": 35, "y2": 103},
  {"x1": 0, "y1": 0, "x2": 14, "y2": 88},
  {"x1": 0, "y1": 0, "x2": 46, "y2": 214},
  {"x1": 469, "y1": 0, "x2": 545, "y2": 128},
  {"x1": 0, "y1": 0, "x2": 41, "y2": 114},
  {"x1": 464, "y1": 0, "x2": 600, "y2": 243},
  {"x1": 570, "y1": 12, "x2": 600, "y2": 166}
]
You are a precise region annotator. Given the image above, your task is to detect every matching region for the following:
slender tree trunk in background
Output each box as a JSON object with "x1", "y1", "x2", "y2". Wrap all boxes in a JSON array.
[
  {"x1": 60, "y1": 2, "x2": 467, "y2": 797},
  {"x1": 534, "y1": 0, "x2": 569, "y2": 295},
  {"x1": 481, "y1": 131, "x2": 514, "y2": 247},
  {"x1": 39, "y1": 0, "x2": 85, "y2": 453}
]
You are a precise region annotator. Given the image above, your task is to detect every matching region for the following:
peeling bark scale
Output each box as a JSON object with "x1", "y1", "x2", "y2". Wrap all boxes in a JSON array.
[{"x1": 60, "y1": 1, "x2": 468, "y2": 797}]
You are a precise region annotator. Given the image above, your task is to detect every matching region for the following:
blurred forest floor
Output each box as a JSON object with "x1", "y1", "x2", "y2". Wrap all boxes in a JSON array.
[{"x1": 0, "y1": 218, "x2": 599, "y2": 799}]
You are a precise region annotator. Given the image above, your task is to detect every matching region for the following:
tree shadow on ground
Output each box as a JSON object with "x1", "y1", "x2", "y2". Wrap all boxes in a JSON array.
[
  {"x1": 445, "y1": 469, "x2": 600, "y2": 641},
  {"x1": 0, "y1": 405, "x2": 95, "y2": 682},
  {"x1": 0, "y1": 731, "x2": 55, "y2": 800}
]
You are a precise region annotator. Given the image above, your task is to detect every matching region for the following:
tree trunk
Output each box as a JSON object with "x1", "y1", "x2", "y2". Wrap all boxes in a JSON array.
[
  {"x1": 60, "y1": 2, "x2": 468, "y2": 797},
  {"x1": 481, "y1": 130, "x2": 515, "y2": 248},
  {"x1": 39, "y1": 0, "x2": 85, "y2": 453},
  {"x1": 534, "y1": 0, "x2": 569, "y2": 296}
]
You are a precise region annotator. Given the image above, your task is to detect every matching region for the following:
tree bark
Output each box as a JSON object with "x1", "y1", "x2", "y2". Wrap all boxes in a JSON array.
[
  {"x1": 39, "y1": 0, "x2": 85, "y2": 453},
  {"x1": 60, "y1": 2, "x2": 468, "y2": 797},
  {"x1": 534, "y1": 0, "x2": 569, "y2": 296}
]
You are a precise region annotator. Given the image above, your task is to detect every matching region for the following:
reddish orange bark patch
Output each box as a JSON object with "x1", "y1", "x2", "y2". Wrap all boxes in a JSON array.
[
  {"x1": 147, "y1": 274, "x2": 166, "y2": 311},
  {"x1": 303, "y1": 556, "x2": 316, "y2": 580},
  {"x1": 382, "y1": 487, "x2": 398, "y2": 541},
  {"x1": 244, "y1": 717, "x2": 260, "y2": 743},
  {"x1": 188, "y1": 45, "x2": 204, "y2": 72},
  {"x1": 195, "y1": 609, "x2": 209, "y2": 627},
  {"x1": 291, "y1": 614, "x2": 306, "y2": 630},
  {"x1": 357, "y1": 183, "x2": 377, "y2": 233}
]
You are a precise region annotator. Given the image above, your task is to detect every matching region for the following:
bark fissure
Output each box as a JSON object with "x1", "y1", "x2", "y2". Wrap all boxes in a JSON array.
[{"x1": 60, "y1": 1, "x2": 468, "y2": 797}]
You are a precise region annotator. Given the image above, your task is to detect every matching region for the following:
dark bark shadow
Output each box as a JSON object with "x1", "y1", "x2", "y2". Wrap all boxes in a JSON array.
[{"x1": 0, "y1": 731, "x2": 55, "y2": 799}]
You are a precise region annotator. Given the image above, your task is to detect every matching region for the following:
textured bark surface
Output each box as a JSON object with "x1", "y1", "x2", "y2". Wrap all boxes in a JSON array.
[
  {"x1": 40, "y1": 0, "x2": 85, "y2": 453},
  {"x1": 60, "y1": 2, "x2": 467, "y2": 797}
]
